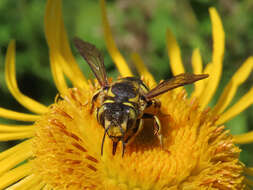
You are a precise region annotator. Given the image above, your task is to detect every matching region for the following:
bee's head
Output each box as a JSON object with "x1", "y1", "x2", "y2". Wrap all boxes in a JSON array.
[{"x1": 97, "y1": 103, "x2": 139, "y2": 156}]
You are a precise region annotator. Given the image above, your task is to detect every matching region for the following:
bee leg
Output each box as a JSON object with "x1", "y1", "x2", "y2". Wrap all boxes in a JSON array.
[
  {"x1": 124, "y1": 119, "x2": 143, "y2": 145},
  {"x1": 146, "y1": 99, "x2": 161, "y2": 115},
  {"x1": 142, "y1": 113, "x2": 163, "y2": 147},
  {"x1": 146, "y1": 99, "x2": 161, "y2": 109},
  {"x1": 101, "y1": 126, "x2": 111, "y2": 156},
  {"x1": 121, "y1": 141, "x2": 126, "y2": 157},
  {"x1": 153, "y1": 115, "x2": 163, "y2": 147},
  {"x1": 112, "y1": 141, "x2": 119, "y2": 155}
]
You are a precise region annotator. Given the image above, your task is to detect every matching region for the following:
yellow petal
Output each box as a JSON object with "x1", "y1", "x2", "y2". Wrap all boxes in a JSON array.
[
  {"x1": 244, "y1": 167, "x2": 253, "y2": 176},
  {"x1": 0, "y1": 124, "x2": 34, "y2": 132},
  {"x1": 191, "y1": 48, "x2": 205, "y2": 98},
  {"x1": 0, "y1": 142, "x2": 32, "y2": 176},
  {"x1": 214, "y1": 57, "x2": 253, "y2": 114},
  {"x1": 5, "y1": 41, "x2": 48, "y2": 114},
  {"x1": 166, "y1": 29, "x2": 185, "y2": 93},
  {"x1": 217, "y1": 87, "x2": 253, "y2": 125},
  {"x1": 58, "y1": 11, "x2": 88, "y2": 89},
  {"x1": 43, "y1": 184, "x2": 53, "y2": 190},
  {"x1": 0, "y1": 140, "x2": 32, "y2": 161},
  {"x1": 199, "y1": 7, "x2": 225, "y2": 109},
  {"x1": 45, "y1": 0, "x2": 88, "y2": 89},
  {"x1": 244, "y1": 178, "x2": 253, "y2": 188},
  {"x1": 0, "y1": 107, "x2": 40, "y2": 122},
  {"x1": 31, "y1": 181, "x2": 46, "y2": 190},
  {"x1": 0, "y1": 162, "x2": 32, "y2": 190},
  {"x1": 131, "y1": 52, "x2": 157, "y2": 88},
  {"x1": 49, "y1": 52, "x2": 68, "y2": 95},
  {"x1": 166, "y1": 29, "x2": 185, "y2": 75},
  {"x1": 100, "y1": 0, "x2": 133, "y2": 77},
  {"x1": 203, "y1": 62, "x2": 213, "y2": 75},
  {"x1": 6, "y1": 174, "x2": 42, "y2": 190},
  {"x1": 0, "y1": 131, "x2": 34, "y2": 141},
  {"x1": 233, "y1": 131, "x2": 253, "y2": 144},
  {"x1": 191, "y1": 49, "x2": 203, "y2": 74}
]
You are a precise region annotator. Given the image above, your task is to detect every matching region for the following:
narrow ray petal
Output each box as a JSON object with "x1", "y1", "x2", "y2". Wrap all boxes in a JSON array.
[
  {"x1": 203, "y1": 62, "x2": 213, "y2": 74},
  {"x1": 100, "y1": 0, "x2": 133, "y2": 77},
  {"x1": 58, "y1": 8, "x2": 88, "y2": 89},
  {"x1": 43, "y1": 184, "x2": 53, "y2": 190},
  {"x1": 45, "y1": 0, "x2": 88, "y2": 89},
  {"x1": 233, "y1": 131, "x2": 253, "y2": 144},
  {"x1": 131, "y1": 53, "x2": 157, "y2": 87},
  {"x1": 166, "y1": 29, "x2": 185, "y2": 75},
  {"x1": 244, "y1": 167, "x2": 253, "y2": 176},
  {"x1": 192, "y1": 49, "x2": 203, "y2": 74},
  {"x1": 0, "y1": 140, "x2": 32, "y2": 161},
  {"x1": 0, "y1": 131, "x2": 35, "y2": 141},
  {"x1": 0, "y1": 107, "x2": 40, "y2": 122},
  {"x1": 214, "y1": 57, "x2": 253, "y2": 114},
  {"x1": 32, "y1": 181, "x2": 46, "y2": 190},
  {"x1": 191, "y1": 48, "x2": 205, "y2": 98},
  {"x1": 6, "y1": 174, "x2": 42, "y2": 190},
  {"x1": 49, "y1": 53, "x2": 68, "y2": 95},
  {"x1": 0, "y1": 124, "x2": 34, "y2": 132},
  {"x1": 244, "y1": 178, "x2": 253, "y2": 188},
  {"x1": 217, "y1": 87, "x2": 253, "y2": 125},
  {"x1": 0, "y1": 163, "x2": 32, "y2": 190},
  {"x1": 5, "y1": 41, "x2": 48, "y2": 114},
  {"x1": 199, "y1": 8, "x2": 225, "y2": 109},
  {"x1": 0, "y1": 144, "x2": 32, "y2": 175}
]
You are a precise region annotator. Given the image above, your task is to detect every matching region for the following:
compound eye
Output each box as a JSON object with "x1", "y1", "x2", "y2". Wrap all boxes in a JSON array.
[{"x1": 97, "y1": 105, "x2": 106, "y2": 127}]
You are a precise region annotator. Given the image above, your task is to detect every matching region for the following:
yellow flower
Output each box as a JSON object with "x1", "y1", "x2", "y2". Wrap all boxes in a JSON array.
[{"x1": 0, "y1": 0, "x2": 253, "y2": 189}]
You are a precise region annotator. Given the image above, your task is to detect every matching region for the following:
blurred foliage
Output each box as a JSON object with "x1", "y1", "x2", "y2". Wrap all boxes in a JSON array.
[{"x1": 0, "y1": 0, "x2": 252, "y2": 164}]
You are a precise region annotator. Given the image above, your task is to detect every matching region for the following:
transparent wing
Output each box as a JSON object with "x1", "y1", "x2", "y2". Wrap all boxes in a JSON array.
[
  {"x1": 74, "y1": 37, "x2": 108, "y2": 87},
  {"x1": 144, "y1": 73, "x2": 209, "y2": 100}
]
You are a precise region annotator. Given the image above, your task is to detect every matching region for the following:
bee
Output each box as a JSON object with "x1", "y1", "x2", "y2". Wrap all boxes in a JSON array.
[{"x1": 74, "y1": 37, "x2": 208, "y2": 157}]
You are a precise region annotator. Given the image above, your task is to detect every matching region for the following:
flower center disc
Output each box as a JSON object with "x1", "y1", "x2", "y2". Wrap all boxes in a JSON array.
[{"x1": 33, "y1": 88, "x2": 244, "y2": 190}]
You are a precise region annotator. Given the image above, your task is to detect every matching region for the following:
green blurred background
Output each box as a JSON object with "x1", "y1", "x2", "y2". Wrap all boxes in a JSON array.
[{"x1": 0, "y1": 0, "x2": 252, "y2": 166}]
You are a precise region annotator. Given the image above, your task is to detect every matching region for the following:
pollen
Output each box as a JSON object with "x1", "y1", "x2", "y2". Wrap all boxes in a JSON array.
[{"x1": 32, "y1": 85, "x2": 244, "y2": 190}]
